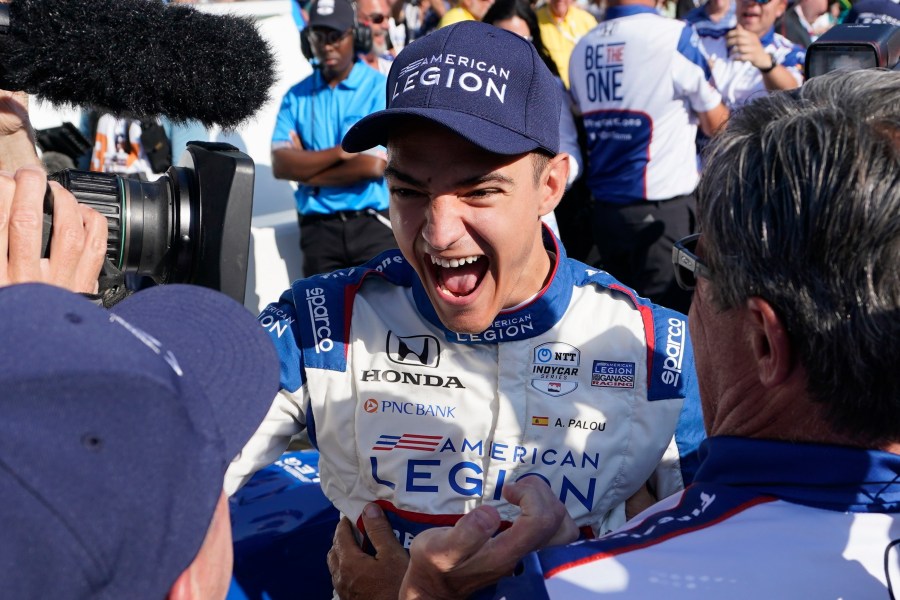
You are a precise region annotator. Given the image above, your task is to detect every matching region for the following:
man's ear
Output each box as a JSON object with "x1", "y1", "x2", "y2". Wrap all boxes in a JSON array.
[
  {"x1": 166, "y1": 568, "x2": 195, "y2": 600},
  {"x1": 538, "y1": 152, "x2": 569, "y2": 218},
  {"x1": 746, "y1": 297, "x2": 793, "y2": 388},
  {"x1": 167, "y1": 491, "x2": 232, "y2": 600}
]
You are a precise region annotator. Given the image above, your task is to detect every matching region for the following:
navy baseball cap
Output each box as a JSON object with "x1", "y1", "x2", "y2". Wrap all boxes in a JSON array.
[
  {"x1": 0, "y1": 283, "x2": 279, "y2": 599},
  {"x1": 845, "y1": 0, "x2": 900, "y2": 24},
  {"x1": 342, "y1": 20, "x2": 561, "y2": 155},
  {"x1": 308, "y1": 0, "x2": 357, "y2": 31}
]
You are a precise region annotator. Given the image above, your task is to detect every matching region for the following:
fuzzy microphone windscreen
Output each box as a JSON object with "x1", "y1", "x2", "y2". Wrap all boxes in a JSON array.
[{"x1": 0, "y1": 0, "x2": 276, "y2": 129}]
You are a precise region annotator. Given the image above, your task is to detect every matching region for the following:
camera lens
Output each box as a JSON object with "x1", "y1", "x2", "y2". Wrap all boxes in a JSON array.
[
  {"x1": 48, "y1": 168, "x2": 196, "y2": 284},
  {"x1": 42, "y1": 142, "x2": 255, "y2": 304}
]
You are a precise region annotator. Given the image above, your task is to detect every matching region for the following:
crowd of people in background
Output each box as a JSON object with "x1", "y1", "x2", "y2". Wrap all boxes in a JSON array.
[
  {"x1": 156, "y1": 0, "x2": 890, "y2": 301},
  {"x1": 262, "y1": 0, "x2": 870, "y2": 302},
  {"x1": 7, "y1": 0, "x2": 898, "y2": 596}
]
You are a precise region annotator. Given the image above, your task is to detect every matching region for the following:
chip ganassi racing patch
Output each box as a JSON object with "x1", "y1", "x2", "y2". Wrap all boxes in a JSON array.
[{"x1": 591, "y1": 360, "x2": 635, "y2": 388}]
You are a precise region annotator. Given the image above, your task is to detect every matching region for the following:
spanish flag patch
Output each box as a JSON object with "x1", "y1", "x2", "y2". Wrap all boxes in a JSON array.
[{"x1": 532, "y1": 416, "x2": 549, "y2": 427}]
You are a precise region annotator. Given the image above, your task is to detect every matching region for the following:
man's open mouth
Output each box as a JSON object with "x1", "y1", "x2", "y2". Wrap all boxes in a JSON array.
[{"x1": 430, "y1": 254, "x2": 489, "y2": 298}]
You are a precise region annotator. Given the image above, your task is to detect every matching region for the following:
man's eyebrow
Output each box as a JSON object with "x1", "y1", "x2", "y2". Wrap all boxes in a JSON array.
[
  {"x1": 383, "y1": 165, "x2": 422, "y2": 186},
  {"x1": 383, "y1": 166, "x2": 514, "y2": 188}
]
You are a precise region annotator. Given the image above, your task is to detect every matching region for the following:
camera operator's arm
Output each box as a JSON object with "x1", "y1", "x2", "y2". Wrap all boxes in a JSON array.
[
  {"x1": 0, "y1": 90, "x2": 42, "y2": 171},
  {"x1": 303, "y1": 154, "x2": 386, "y2": 187},
  {"x1": 0, "y1": 166, "x2": 107, "y2": 293}
]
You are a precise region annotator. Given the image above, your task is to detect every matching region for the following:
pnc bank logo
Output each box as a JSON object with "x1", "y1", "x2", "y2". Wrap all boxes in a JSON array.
[
  {"x1": 364, "y1": 399, "x2": 379, "y2": 413},
  {"x1": 387, "y1": 332, "x2": 440, "y2": 368}
]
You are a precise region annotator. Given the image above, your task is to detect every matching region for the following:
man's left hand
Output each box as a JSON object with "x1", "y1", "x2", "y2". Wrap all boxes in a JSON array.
[{"x1": 327, "y1": 503, "x2": 410, "y2": 600}]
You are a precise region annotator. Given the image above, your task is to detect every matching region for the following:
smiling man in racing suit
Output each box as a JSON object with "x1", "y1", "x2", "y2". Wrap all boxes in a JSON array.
[{"x1": 225, "y1": 21, "x2": 705, "y2": 598}]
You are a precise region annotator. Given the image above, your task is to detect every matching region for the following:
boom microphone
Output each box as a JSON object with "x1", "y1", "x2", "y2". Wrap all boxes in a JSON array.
[{"x1": 0, "y1": 0, "x2": 276, "y2": 129}]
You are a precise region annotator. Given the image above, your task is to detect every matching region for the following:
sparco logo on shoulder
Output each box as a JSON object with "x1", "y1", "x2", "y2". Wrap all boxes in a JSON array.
[
  {"x1": 305, "y1": 287, "x2": 333, "y2": 353},
  {"x1": 661, "y1": 317, "x2": 685, "y2": 386}
]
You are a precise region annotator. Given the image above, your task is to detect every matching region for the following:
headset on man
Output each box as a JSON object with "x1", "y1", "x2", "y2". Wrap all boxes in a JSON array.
[{"x1": 300, "y1": 1, "x2": 373, "y2": 61}]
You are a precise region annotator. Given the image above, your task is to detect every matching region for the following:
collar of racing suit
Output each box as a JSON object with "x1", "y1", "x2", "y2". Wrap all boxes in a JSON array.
[
  {"x1": 412, "y1": 225, "x2": 575, "y2": 344},
  {"x1": 695, "y1": 436, "x2": 900, "y2": 513}
]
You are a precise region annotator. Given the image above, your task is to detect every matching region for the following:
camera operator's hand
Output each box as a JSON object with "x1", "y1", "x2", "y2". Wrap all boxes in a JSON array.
[
  {"x1": 0, "y1": 90, "x2": 42, "y2": 171},
  {"x1": 0, "y1": 166, "x2": 107, "y2": 293}
]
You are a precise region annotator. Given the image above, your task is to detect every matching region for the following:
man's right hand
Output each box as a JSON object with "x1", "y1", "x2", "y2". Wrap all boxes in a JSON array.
[
  {"x1": 400, "y1": 477, "x2": 579, "y2": 600},
  {"x1": 0, "y1": 166, "x2": 108, "y2": 293}
]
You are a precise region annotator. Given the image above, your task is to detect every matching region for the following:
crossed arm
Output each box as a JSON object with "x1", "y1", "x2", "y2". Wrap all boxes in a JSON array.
[{"x1": 271, "y1": 131, "x2": 385, "y2": 188}]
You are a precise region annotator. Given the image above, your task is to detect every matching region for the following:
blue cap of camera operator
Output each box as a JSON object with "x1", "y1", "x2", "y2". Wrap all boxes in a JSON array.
[
  {"x1": 308, "y1": 0, "x2": 357, "y2": 31},
  {"x1": 342, "y1": 20, "x2": 562, "y2": 155},
  {"x1": 0, "y1": 283, "x2": 279, "y2": 599},
  {"x1": 844, "y1": 0, "x2": 900, "y2": 24}
]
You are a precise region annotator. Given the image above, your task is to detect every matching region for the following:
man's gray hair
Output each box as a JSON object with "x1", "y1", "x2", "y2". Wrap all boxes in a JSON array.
[{"x1": 698, "y1": 69, "x2": 900, "y2": 445}]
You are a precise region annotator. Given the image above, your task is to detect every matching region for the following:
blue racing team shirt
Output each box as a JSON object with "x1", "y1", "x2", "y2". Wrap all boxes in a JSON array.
[
  {"x1": 272, "y1": 60, "x2": 389, "y2": 215},
  {"x1": 492, "y1": 437, "x2": 900, "y2": 598}
]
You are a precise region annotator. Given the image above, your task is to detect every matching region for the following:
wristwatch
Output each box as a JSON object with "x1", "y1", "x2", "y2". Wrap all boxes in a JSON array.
[{"x1": 758, "y1": 52, "x2": 777, "y2": 74}]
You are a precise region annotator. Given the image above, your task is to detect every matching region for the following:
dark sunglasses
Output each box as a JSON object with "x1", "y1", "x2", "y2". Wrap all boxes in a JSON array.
[
  {"x1": 308, "y1": 28, "x2": 352, "y2": 46},
  {"x1": 672, "y1": 233, "x2": 712, "y2": 291},
  {"x1": 365, "y1": 13, "x2": 386, "y2": 24}
]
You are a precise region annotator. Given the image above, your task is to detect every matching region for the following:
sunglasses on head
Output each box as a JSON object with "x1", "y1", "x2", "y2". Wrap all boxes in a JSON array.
[{"x1": 672, "y1": 233, "x2": 712, "y2": 291}]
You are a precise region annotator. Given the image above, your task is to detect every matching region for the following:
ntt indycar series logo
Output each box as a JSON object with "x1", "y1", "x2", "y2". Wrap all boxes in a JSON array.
[{"x1": 531, "y1": 342, "x2": 580, "y2": 396}]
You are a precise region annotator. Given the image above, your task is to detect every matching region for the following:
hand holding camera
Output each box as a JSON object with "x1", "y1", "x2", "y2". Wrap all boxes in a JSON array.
[{"x1": 0, "y1": 166, "x2": 107, "y2": 293}]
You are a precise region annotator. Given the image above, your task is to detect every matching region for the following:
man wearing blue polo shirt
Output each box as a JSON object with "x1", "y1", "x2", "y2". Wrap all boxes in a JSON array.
[{"x1": 272, "y1": 0, "x2": 397, "y2": 276}]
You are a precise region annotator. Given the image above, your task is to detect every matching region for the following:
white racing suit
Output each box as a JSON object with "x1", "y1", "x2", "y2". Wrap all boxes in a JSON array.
[{"x1": 226, "y1": 232, "x2": 705, "y2": 547}]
